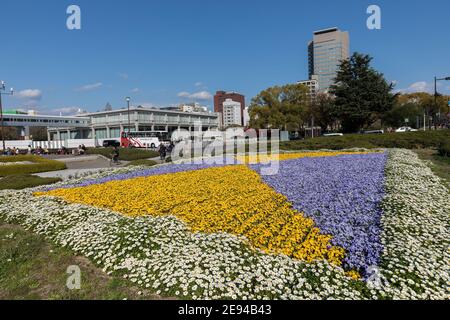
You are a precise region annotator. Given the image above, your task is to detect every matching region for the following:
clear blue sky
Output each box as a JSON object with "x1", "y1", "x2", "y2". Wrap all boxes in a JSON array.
[{"x1": 1, "y1": 0, "x2": 450, "y2": 114}]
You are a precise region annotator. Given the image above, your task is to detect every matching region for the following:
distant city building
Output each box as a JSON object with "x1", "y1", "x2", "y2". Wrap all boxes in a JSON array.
[
  {"x1": 180, "y1": 103, "x2": 208, "y2": 113},
  {"x1": 214, "y1": 91, "x2": 245, "y2": 127},
  {"x1": 47, "y1": 107, "x2": 218, "y2": 141},
  {"x1": 160, "y1": 103, "x2": 208, "y2": 113},
  {"x1": 243, "y1": 107, "x2": 250, "y2": 127},
  {"x1": 298, "y1": 75, "x2": 319, "y2": 99},
  {"x1": 308, "y1": 27, "x2": 349, "y2": 92},
  {"x1": 222, "y1": 99, "x2": 242, "y2": 128},
  {"x1": 1, "y1": 107, "x2": 218, "y2": 142}
]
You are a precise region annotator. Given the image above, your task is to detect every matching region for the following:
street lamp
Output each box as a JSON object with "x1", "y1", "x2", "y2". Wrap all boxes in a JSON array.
[
  {"x1": 126, "y1": 97, "x2": 131, "y2": 133},
  {"x1": 0, "y1": 81, "x2": 14, "y2": 153},
  {"x1": 434, "y1": 76, "x2": 450, "y2": 127}
]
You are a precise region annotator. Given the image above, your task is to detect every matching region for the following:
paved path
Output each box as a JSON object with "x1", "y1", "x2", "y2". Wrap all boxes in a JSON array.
[{"x1": 34, "y1": 155, "x2": 128, "y2": 181}]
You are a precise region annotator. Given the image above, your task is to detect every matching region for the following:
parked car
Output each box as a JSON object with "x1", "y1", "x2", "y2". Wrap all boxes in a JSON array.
[
  {"x1": 395, "y1": 127, "x2": 417, "y2": 133},
  {"x1": 102, "y1": 140, "x2": 121, "y2": 148}
]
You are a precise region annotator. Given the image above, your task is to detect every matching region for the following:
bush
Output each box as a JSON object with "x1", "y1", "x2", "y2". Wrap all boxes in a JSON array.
[
  {"x1": 126, "y1": 159, "x2": 158, "y2": 167},
  {"x1": 86, "y1": 148, "x2": 159, "y2": 161},
  {"x1": 0, "y1": 175, "x2": 62, "y2": 190},
  {"x1": 0, "y1": 155, "x2": 66, "y2": 176},
  {"x1": 280, "y1": 130, "x2": 450, "y2": 151},
  {"x1": 438, "y1": 142, "x2": 450, "y2": 157}
]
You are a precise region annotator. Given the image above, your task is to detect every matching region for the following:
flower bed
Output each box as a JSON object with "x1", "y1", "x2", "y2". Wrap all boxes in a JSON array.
[
  {"x1": 0, "y1": 149, "x2": 448, "y2": 299},
  {"x1": 36, "y1": 165, "x2": 345, "y2": 266},
  {"x1": 252, "y1": 153, "x2": 387, "y2": 275}
]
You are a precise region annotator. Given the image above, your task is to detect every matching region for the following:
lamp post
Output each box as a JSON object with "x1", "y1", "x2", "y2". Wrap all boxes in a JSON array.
[
  {"x1": 0, "y1": 81, "x2": 14, "y2": 153},
  {"x1": 434, "y1": 76, "x2": 450, "y2": 128},
  {"x1": 126, "y1": 97, "x2": 131, "y2": 133}
]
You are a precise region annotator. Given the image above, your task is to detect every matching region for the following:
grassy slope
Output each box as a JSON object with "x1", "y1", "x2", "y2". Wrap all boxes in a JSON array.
[
  {"x1": 0, "y1": 223, "x2": 168, "y2": 300},
  {"x1": 414, "y1": 149, "x2": 450, "y2": 189}
]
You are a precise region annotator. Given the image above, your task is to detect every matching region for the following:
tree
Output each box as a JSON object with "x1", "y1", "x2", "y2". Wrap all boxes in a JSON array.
[
  {"x1": 330, "y1": 53, "x2": 396, "y2": 133},
  {"x1": 0, "y1": 127, "x2": 19, "y2": 140},
  {"x1": 307, "y1": 93, "x2": 337, "y2": 132},
  {"x1": 30, "y1": 127, "x2": 49, "y2": 141},
  {"x1": 382, "y1": 103, "x2": 421, "y2": 129},
  {"x1": 249, "y1": 84, "x2": 309, "y2": 131}
]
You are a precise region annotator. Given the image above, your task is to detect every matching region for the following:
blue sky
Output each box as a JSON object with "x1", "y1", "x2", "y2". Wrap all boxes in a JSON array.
[{"x1": 1, "y1": 0, "x2": 450, "y2": 114}]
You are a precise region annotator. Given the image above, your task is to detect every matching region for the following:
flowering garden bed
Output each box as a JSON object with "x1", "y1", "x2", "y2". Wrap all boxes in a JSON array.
[{"x1": 0, "y1": 149, "x2": 448, "y2": 300}]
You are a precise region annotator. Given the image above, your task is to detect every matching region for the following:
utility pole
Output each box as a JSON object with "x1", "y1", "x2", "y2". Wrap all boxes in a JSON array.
[
  {"x1": 0, "y1": 81, "x2": 14, "y2": 153},
  {"x1": 126, "y1": 97, "x2": 131, "y2": 133}
]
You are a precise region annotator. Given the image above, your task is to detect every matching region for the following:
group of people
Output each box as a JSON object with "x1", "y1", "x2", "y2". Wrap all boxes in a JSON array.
[
  {"x1": 3, "y1": 147, "x2": 21, "y2": 156},
  {"x1": 32, "y1": 146, "x2": 49, "y2": 155},
  {"x1": 158, "y1": 142, "x2": 175, "y2": 160},
  {"x1": 2, "y1": 146, "x2": 50, "y2": 156},
  {"x1": 77, "y1": 144, "x2": 87, "y2": 155}
]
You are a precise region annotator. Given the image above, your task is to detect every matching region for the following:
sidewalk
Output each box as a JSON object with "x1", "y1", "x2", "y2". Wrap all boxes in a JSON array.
[{"x1": 34, "y1": 155, "x2": 128, "y2": 181}]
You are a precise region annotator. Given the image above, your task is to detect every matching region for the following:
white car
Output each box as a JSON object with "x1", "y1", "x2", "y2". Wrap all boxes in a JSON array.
[{"x1": 395, "y1": 127, "x2": 416, "y2": 133}]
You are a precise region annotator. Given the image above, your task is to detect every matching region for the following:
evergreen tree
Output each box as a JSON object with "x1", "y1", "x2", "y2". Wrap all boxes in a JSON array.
[{"x1": 330, "y1": 53, "x2": 396, "y2": 132}]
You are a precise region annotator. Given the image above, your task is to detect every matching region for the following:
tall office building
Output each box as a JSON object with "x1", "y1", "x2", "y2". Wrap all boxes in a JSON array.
[
  {"x1": 214, "y1": 91, "x2": 245, "y2": 126},
  {"x1": 308, "y1": 27, "x2": 349, "y2": 92}
]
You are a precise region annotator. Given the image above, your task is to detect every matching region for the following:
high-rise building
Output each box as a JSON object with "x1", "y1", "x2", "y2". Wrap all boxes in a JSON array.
[
  {"x1": 222, "y1": 99, "x2": 242, "y2": 128},
  {"x1": 308, "y1": 27, "x2": 349, "y2": 92},
  {"x1": 214, "y1": 91, "x2": 245, "y2": 126}
]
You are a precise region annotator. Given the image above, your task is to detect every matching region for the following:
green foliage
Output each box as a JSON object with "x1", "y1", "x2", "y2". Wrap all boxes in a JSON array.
[
  {"x1": 382, "y1": 103, "x2": 422, "y2": 129},
  {"x1": 281, "y1": 130, "x2": 450, "y2": 151},
  {"x1": 0, "y1": 175, "x2": 61, "y2": 190},
  {"x1": 438, "y1": 141, "x2": 450, "y2": 157},
  {"x1": 307, "y1": 93, "x2": 338, "y2": 131},
  {"x1": 0, "y1": 155, "x2": 66, "y2": 176},
  {"x1": 330, "y1": 53, "x2": 396, "y2": 133},
  {"x1": 126, "y1": 159, "x2": 158, "y2": 167},
  {"x1": 86, "y1": 147, "x2": 159, "y2": 161},
  {"x1": 249, "y1": 83, "x2": 310, "y2": 131}
]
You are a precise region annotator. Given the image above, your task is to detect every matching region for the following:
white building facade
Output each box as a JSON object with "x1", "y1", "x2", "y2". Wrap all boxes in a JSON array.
[{"x1": 222, "y1": 99, "x2": 242, "y2": 128}]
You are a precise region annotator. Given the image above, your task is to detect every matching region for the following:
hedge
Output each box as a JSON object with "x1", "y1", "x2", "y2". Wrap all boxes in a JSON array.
[
  {"x1": 0, "y1": 174, "x2": 62, "y2": 190},
  {"x1": 126, "y1": 159, "x2": 158, "y2": 167},
  {"x1": 0, "y1": 155, "x2": 67, "y2": 176},
  {"x1": 280, "y1": 130, "x2": 450, "y2": 151},
  {"x1": 438, "y1": 141, "x2": 450, "y2": 157},
  {"x1": 86, "y1": 148, "x2": 159, "y2": 161}
]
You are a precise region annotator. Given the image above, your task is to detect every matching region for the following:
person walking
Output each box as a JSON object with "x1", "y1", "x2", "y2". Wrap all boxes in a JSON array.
[
  {"x1": 111, "y1": 146, "x2": 120, "y2": 165},
  {"x1": 159, "y1": 144, "x2": 166, "y2": 161}
]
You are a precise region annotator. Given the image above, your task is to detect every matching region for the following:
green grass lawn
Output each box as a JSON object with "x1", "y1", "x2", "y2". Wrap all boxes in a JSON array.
[
  {"x1": 86, "y1": 147, "x2": 159, "y2": 161},
  {"x1": 0, "y1": 222, "x2": 168, "y2": 300},
  {"x1": 280, "y1": 130, "x2": 450, "y2": 151}
]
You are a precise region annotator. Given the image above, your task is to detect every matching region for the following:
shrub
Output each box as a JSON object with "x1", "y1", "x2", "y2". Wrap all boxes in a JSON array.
[
  {"x1": 438, "y1": 142, "x2": 450, "y2": 157},
  {"x1": 280, "y1": 130, "x2": 450, "y2": 151},
  {"x1": 0, "y1": 155, "x2": 66, "y2": 176},
  {"x1": 0, "y1": 175, "x2": 62, "y2": 190},
  {"x1": 126, "y1": 159, "x2": 158, "y2": 167},
  {"x1": 86, "y1": 148, "x2": 159, "y2": 161}
]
